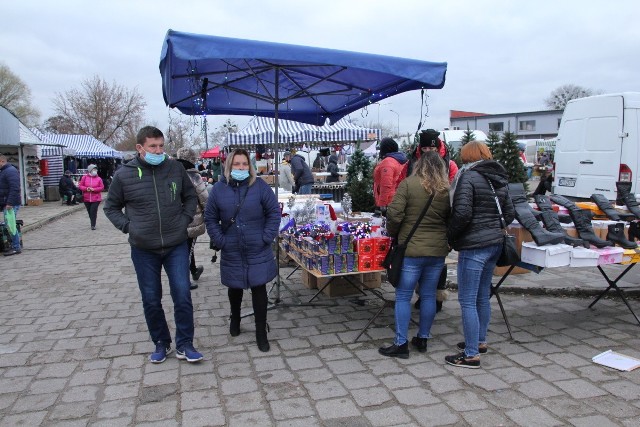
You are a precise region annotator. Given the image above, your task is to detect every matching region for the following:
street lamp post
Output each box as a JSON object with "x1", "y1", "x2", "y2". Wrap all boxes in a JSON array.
[{"x1": 390, "y1": 110, "x2": 399, "y2": 137}]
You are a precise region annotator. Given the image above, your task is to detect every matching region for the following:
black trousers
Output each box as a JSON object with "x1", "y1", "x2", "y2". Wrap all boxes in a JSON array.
[
  {"x1": 187, "y1": 237, "x2": 197, "y2": 275},
  {"x1": 83, "y1": 201, "x2": 100, "y2": 227},
  {"x1": 228, "y1": 284, "x2": 268, "y2": 324}
]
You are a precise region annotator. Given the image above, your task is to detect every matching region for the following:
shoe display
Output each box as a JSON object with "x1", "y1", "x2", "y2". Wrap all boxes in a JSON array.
[
  {"x1": 606, "y1": 223, "x2": 638, "y2": 249},
  {"x1": 538, "y1": 210, "x2": 586, "y2": 248},
  {"x1": 378, "y1": 342, "x2": 409, "y2": 359},
  {"x1": 445, "y1": 351, "x2": 480, "y2": 369},
  {"x1": 550, "y1": 195, "x2": 614, "y2": 248},
  {"x1": 591, "y1": 194, "x2": 621, "y2": 220},
  {"x1": 149, "y1": 343, "x2": 172, "y2": 363},
  {"x1": 410, "y1": 336, "x2": 428, "y2": 353},
  {"x1": 509, "y1": 184, "x2": 565, "y2": 246},
  {"x1": 192, "y1": 266, "x2": 204, "y2": 281},
  {"x1": 616, "y1": 182, "x2": 640, "y2": 218},
  {"x1": 176, "y1": 344, "x2": 203, "y2": 362},
  {"x1": 456, "y1": 342, "x2": 488, "y2": 354}
]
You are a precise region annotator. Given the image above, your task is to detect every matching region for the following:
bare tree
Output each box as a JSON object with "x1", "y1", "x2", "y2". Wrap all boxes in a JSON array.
[
  {"x1": 40, "y1": 115, "x2": 77, "y2": 134},
  {"x1": 52, "y1": 75, "x2": 146, "y2": 147},
  {"x1": 164, "y1": 116, "x2": 205, "y2": 155},
  {"x1": 0, "y1": 63, "x2": 40, "y2": 126},
  {"x1": 544, "y1": 84, "x2": 601, "y2": 110}
]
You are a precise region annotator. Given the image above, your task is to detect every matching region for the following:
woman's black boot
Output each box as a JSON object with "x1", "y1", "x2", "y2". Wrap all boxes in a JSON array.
[
  {"x1": 378, "y1": 342, "x2": 409, "y2": 359},
  {"x1": 252, "y1": 285, "x2": 270, "y2": 352},
  {"x1": 606, "y1": 223, "x2": 638, "y2": 249},
  {"x1": 228, "y1": 288, "x2": 243, "y2": 337},
  {"x1": 591, "y1": 194, "x2": 621, "y2": 220},
  {"x1": 410, "y1": 337, "x2": 428, "y2": 353}
]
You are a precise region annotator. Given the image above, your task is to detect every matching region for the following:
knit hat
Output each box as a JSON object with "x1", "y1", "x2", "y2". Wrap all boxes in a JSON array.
[
  {"x1": 419, "y1": 129, "x2": 441, "y2": 148},
  {"x1": 87, "y1": 164, "x2": 97, "y2": 172},
  {"x1": 379, "y1": 137, "x2": 398, "y2": 158},
  {"x1": 283, "y1": 151, "x2": 292, "y2": 159},
  {"x1": 176, "y1": 147, "x2": 198, "y2": 165},
  {"x1": 64, "y1": 170, "x2": 72, "y2": 176}
]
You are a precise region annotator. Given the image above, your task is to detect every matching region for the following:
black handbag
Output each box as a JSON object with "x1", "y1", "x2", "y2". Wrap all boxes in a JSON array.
[
  {"x1": 382, "y1": 194, "x2": 434, "y2": 287},
  {"x1": 486, "y1": 179, "x2": 520, "y2": 267}
]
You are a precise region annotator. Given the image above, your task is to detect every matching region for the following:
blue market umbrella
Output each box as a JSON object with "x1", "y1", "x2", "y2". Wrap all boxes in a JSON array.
[{"x1": 159, "y1": 29, "x2": 447, "y2": 303}]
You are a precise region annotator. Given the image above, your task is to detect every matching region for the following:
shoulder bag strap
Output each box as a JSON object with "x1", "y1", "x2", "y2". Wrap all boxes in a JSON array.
[
  {"x1": 485, "y1": 177, "x2": 508, "y2": 231},
  {"x1": 401, "y1": 194, "x2": 435, "y2": 246}
]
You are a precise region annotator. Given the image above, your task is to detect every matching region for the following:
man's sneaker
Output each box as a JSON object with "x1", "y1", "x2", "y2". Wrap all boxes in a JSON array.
[
  {"x1": 445, "y1": 352, "x2": 480, "y2": 369},
  {"x1": 149, "y1": 343, "x2": 172, "y2": 363},
  {"x1": 457, "y1": 342, "x2": 488, "y2": 354},
  {"x1": 176, "y1": 344, "x2": 203, "y2": 363},
  {"x1": 192, "y1": 266, "x2": 204, "y2": 281}
]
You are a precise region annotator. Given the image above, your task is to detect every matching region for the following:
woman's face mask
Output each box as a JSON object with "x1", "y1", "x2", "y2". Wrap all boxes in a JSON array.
[
  {"x1": 90, "y1": 170, "x2": 98, "y2": 176},
  {"x1": 231, "y1": 169, "x2": 250, "y2": 181}
]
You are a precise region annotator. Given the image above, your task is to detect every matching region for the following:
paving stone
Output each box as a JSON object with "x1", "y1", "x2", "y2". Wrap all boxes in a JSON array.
[
  {"x1": 516, "y1": 379, "x2": 565, "y2": 399},
  {"x1": 1, "y1": 411, "x2": 47, "y2": 426},
  {"x1": 423, "y1": 375, "x2": 465, "y2": 394},
  {"x1": 304, "y1": 379, "x2": 348, "y2": 400},
  {"x1": 507, "y1": 351, "x2": 552, "y2": 368},
  {"x1": 9, "y1": 392, "x2": 58, "y2": 413},
  {"x1": 459, "y1": 409, "x2": 512, "y2": 427},
  {"x1": 96, "y1": 398, "x2": 136, "y2": 419},
  {"x1": 392, "y1": 386, "x2": 441, "y2": 406},
  {"x1": 351, "y1": 387, "x2": 392, "y2": 407},
  {"x1": 568, "y1": 414, "x2": 622, "y2": 427},
  {"x1": 337, "y1": 372, "x2": 380, "y2": 390},
  {"x1": 326, "y1": 358, "x2": 366, "y2": 375},
  {"x1": 224, "y1": 391, "x2": 264, "y2": 412},
  {"x1": 378, "y1": 373, "x2": 421, "y2": 390},
  {"x1": 296, "y1": 367, "x2": 334, "y2": 383},
  {"x1": 264, "y1": 381, "x2": 307, "y2": 401},
  {"x1": 286, "y1": 355, "x2": 324, "y2": 371},
  {"x1": 181, "y1": 407, "x2": 226, "y2": 426},
  {"x1": 462, "y1": 372, "x2": 510, "y2": 391},
  {"x1": 103, "y1": 382, "x2": 140, "y2": 401},
  {"x1": 546, "y1": 352, "x2": 592, "y2": 368},
  {"x1": 505, "y1": 405, "x2": 564, "y2": 426},
  {"x1": 315, "y1": 397, "x2": 361, "y2": 419},
  {"x1": 553, "y1": 378, "x2": 607, "y2": 399},
  {"x1": 28, "y1": 378, "x2": 68, "y2": 394},
  {"x1": 540, "y1": 396, "x2": 598, "y2": 418},
  {"x1": 259, "y1": 369, "x2": 295, "y2": 384},
  {"x1": 226, "y1": 410, "x2": 273, "y2": 427},
  {"x1": 49, "y1": 401, "x2": 95, "y2": 420},
  {"x1": 180, "y1": 389, "x2": 221, "y2": 410},
  {"x1": 364, "y1": 405, "x2": 413, "y2": 426},
  {"x1": 135, "y1": 400, "x2": 178, "y2": 423},
  {"x1": 69, "y1": 368, "x2": 108, "y2": 386},
  {"x1": 584, "y1": 395, "x2": 640, "y2": 418},
  {"x1": 600, "y1": 379, "x2": 640, "y2": 399},
  {"x1": 484, "y1": 389, "x2": 532, "y2": 409},
  {"x1": 220, "y1": 377, "x2": 259, "y2": 395},
  {"x1": 269, "y1": 397, "x2": 316, "y2": 420}
]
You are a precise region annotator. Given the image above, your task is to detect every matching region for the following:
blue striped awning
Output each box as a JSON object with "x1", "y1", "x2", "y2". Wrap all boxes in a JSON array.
[
  {"x1": 226, "y1": 116, "x2": 380, "y2": 148},
  {"x1": 33, "y1": 131, "x2": 122, "y2": 158}
]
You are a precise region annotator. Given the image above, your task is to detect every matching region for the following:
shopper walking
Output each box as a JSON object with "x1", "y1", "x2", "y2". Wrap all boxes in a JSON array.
[
  {"x1": 78, "y1": 164, "x2": 104, "y2": 230},
  {"x1": 0, "y1": 154, "x2": 22, "y2": 256}
]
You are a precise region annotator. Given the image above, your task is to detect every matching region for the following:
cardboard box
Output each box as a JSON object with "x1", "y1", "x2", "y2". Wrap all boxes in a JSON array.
[
  {"x1": 569, "y1": 247, "x2": 600, "y2": 267},
  {"x1": 592, "y1": 247, "x2": 625, "y2": 265},
  {"x1": 301, "y1": 269, "x2": 318, "y2": 289},
  {"x1": 320, "y1": 276, "x2": 361, "y2": 297},
  {"x1": 592, "y1": 220, "x2": 616, "y2": 239},
  {"x1": 356, "y1": 238, "x2": 376, "y2": 256},
  {"x1": 520, "y1": 242, "x2": 572, "y2": 267},
  {"x1": 360, "y1": 272, "x2": 382, "y2": 289},
  {"x1": 358, "y1": 254, "x2": 375, "y2": 271},
  {"x1": 373, "y1": 253, "x2": 386, "y2": 270},
  {"x1": 576, "y1": 202, "x2": 606, "y2": 218},
  {"x1": 374, "y1": 237, "x2": 391, "y2": 255},
  {"x1": 259, "y1": 174, "x2": 275, "y2": 185},
  {"x1": 621, "y1": 248, "x2": 640, "y2": 265},
  {"x1": 27, "y1": 198, "x2": 43, "y2": 206}
]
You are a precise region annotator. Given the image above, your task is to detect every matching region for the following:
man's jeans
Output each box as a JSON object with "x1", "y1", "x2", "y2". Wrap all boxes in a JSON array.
[
  {"x1": 131, "y1": 241, "x2": 195, "y2": 349},
  {"x1": 298, "y1": 183, "x2": 313, "y2": 195},
  {"x1": 456, "y1": 244, "x2": 502, "y2": 357},
  {"x1": 393, "y1": 256, "x2": 445, "y2": 345}
]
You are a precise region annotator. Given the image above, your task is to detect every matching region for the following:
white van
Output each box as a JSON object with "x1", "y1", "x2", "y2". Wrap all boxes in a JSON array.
[
  {"x1": 440, "y1": 129, "x2": 487, "y2": 152},
  {"x1": 553, "y1": 92, "x2": 640, "y2": 200}
]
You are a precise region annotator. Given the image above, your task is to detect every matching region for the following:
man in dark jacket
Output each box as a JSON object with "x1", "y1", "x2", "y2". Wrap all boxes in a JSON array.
[
  {"x1": 285, "y1": 151, "x2": 314, "y2": 194},
  {"x1": 59, "y1": 170, "x2": 80, "y2": 205},
  {"x1": 104, "y1": 126, "x2": 201, "y2": 364},
  {"x1": 325, "y1": 154, "x2": 340, "y2": 183},
  {"x1": 0, "y1": 154, "x2": 22, "y2": 255}
]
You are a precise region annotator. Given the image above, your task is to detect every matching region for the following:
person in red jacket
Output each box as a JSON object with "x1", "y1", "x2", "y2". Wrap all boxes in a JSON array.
[
  {"x1": 373, "y1": 137, "x2": 409, "y2": 210},
  {"x1": 78, "y1": 164, "x2": 105, "y2": 230}
]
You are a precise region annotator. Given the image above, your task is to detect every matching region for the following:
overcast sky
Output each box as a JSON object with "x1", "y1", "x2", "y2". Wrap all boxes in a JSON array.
[{"x1": 2, "y1": 0, "x2": 639, "y2": 139}]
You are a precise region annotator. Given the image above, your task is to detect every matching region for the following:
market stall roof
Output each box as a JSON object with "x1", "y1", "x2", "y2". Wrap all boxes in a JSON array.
[
  {"x1": 33, "y1": 130, "x2": 122, "y2": 158},
  {"x1": 226, "y1": 116, "x2": 380, "y2": 148},
  {"x1": 201, "y1": 146, "x2": 220, "y2": 158},
  {"x1": 160, "y1": 30, "x2": 447, "y2": 126}
]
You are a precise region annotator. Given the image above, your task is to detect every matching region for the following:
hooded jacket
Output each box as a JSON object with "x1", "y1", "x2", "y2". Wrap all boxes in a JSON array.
[
  {"x1": 325, "y1": 154, "x2": 340, "y2": 183},
  {"x1": 386, "y1": 176, "x2": 450, "y2": 257},
  {"x1": 447, "y1": 160, "x2": 515, "y2": 251},
  {"x1": 176, "y1": 159, "x2": 209, "y2": 238},
  {"x1": 0, "y1": 162, "x2": 21, "y2": 208},
  {"x1": 205, "y1": 175, "x2": 281, "y2": 289},
  {"x1": 289, "y1": 154, "x2": 314, "y2": 188},
  {"x1": 373, "y1": 151, "x2": 409, "y2": 207},
  {"x1": 410, "y1": 139, "x2": 458, "y2": 183},
  {"x1": 103, "y1": 154, "x2": 197, "y2": 252},
  {"x1": 78, "y1": 173, "x2": 105, "y2": 203}
]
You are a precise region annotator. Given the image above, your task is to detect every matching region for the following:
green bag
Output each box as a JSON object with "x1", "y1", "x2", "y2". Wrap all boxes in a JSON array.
[{"x1": 4, "y1": 208, "x2": 17, "y2": 236}]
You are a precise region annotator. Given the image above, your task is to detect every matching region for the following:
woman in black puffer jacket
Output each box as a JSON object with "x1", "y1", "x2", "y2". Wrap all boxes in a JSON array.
[{"x1": 445, "y1": 141, "x2": 515, "y2": 369}]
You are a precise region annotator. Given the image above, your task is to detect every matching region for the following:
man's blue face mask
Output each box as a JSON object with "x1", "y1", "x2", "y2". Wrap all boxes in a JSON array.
[{"x1": 143, "y1": 150, "x2": 165, "y2": 165}]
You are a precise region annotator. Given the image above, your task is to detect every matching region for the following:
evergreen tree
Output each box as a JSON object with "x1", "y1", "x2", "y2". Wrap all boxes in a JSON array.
[
  {"x1": 493, "y1": 131, "x2": 528, "y2": 188},
  {"x1": 461, "y1": 127, "x2": 475, "y2": 145},
  {"x1": 486, "y1": 130, "x2": 500, "y2": 157},
  {"x1": 451, "y1": 127, "x2": 476, "y2": 167},
  {"x1": 345, "y1": 142, "x2": 375, "y2": 212}
]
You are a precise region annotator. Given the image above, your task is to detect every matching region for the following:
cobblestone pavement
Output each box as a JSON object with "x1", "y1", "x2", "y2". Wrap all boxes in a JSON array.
[{"x1": 1, "y1": 203, "x2": 639, "y2": 426}]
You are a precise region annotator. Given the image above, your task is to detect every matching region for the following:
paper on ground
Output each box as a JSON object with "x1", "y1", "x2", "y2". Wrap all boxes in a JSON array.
[{"x1": 592, "y1": 350, "x2": 640, "y2": 371}]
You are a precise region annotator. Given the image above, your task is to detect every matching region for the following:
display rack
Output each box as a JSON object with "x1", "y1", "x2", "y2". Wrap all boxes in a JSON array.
[{"x1": 24, "y1": 154, "x2": 43, "y2": 204}]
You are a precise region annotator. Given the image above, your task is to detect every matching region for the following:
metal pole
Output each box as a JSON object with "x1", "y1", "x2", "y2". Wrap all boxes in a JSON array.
[
  {"x1": 390, "y1": 109, "x2": 399, "y2": 137},
  {"x1": 273, "y1": 68, "x2": 281, "y2": 303}
]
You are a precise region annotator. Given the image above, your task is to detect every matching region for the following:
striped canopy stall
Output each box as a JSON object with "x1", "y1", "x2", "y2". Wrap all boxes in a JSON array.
[
  {"x1": 34, "y1": 131, "x2": 122, "y2": 158},
  {"x1": 226, "y1": 116, "x2": 380, "y2": 149}
]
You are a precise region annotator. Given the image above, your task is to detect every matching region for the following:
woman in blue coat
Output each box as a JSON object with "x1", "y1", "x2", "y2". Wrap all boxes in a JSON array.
[{"x1": 205, "y1": 149, "x2": 281, "y2": 352}]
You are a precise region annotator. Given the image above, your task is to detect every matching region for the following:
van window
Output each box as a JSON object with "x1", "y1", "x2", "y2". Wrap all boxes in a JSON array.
[
  {"x1": 519, "y1": 120, "x2": 536, "y2": 131},
  {"x1": 489, "y1": 122, "x2": 504, "y2": 132}
]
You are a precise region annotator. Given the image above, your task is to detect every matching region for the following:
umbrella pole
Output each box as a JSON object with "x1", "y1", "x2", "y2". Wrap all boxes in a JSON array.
[{"x1": 273, "y1": 68, "x2": 281, "y2": 304}]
